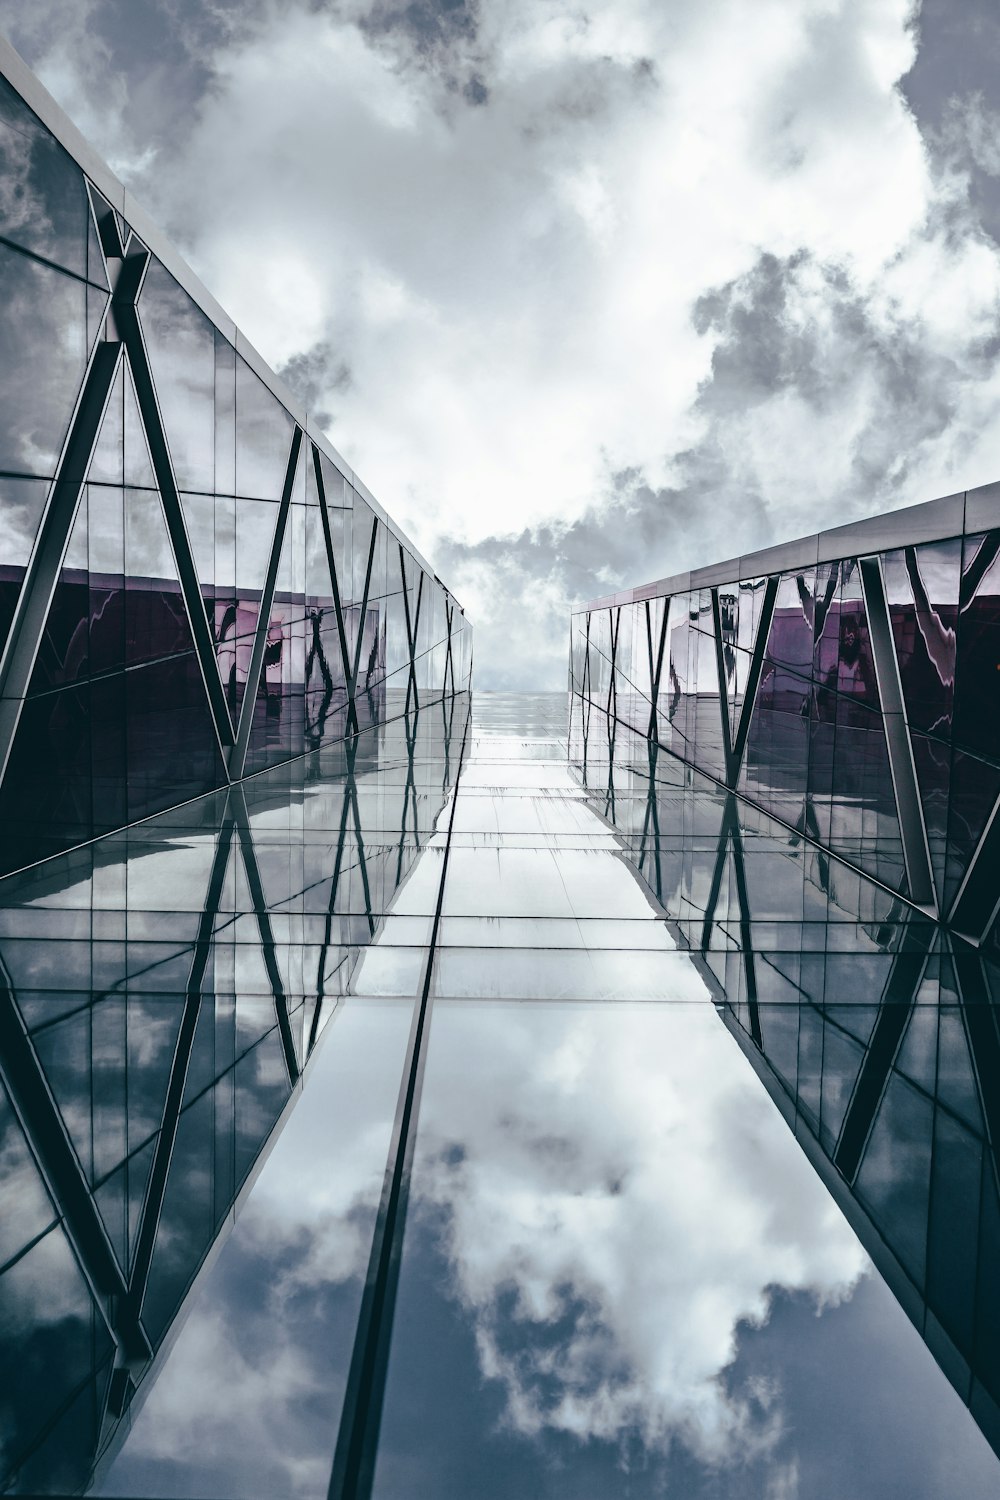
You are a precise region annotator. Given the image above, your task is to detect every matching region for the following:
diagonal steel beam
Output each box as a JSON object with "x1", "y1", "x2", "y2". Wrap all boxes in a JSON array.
[
  {"x1": 0, "y1": 332, "x2": 123, "y2": 789},
  {"x1": 115, "y1": 249, "x2": 236, "y2": 763},
  {"x1": 833, "y1": 919, "x2": 936, "y2": 1184},
  {"x1": 346, "y1": 519, "x2": 380, "y2": 735},
  {"x1": 647, "y1": 597, "x2": 669, "y2": 742},
  {"x1": 443, "y1": 601, "x2": 455, "y2": 698},
  {"x1": 698, "y1": 793, "x2": 761, "y2": 1046},
  {"x1": 0, "y1": 956, "x2": 152, "y2": 1363},
  {"x1": 710, "y1": 588, "x2": 736, "y2": 779},
  {"x1": 402, "y1": 566, "x2": 425, "y2": 718},
  {"x1": 311, "y1": 444, "x2": 354, "y2": 712},
  {"x1": 398, "y1": 544, "x2": 420, "y2": 715},
  {"x1": 607, "y1": 607, "x2": 620, "y2": 722},
  {"x1": 858, "y1": 555, "x2": 936, "y2": 911},
  {"x1": 951, "y1": 936, "x2": 1000, "y2": 1198},
  {"x1": 131, "y1": 810, "x2": 236, "y2": 1319},
  {"x1": 949, "y1": 795, "x2": 1000, "y2": 946},
  {"x1": 636, "y1": 734, "x2": 664, "y2": 904},
  {"x1": 730, "y1": 575, "x2": 779, "y2": 775},
  {"x1": 230, "y1": 784, "x2": 300, "y2": 1087},
  {"x1": 229, "y1": 427, "x2": 303, "y2": 779},
  {"x1": 309, "y1": 752, "x2": 359, "y2": 1056}
]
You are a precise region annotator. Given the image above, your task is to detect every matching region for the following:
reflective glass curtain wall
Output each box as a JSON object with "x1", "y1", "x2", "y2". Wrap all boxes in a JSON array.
[
  {"x1": 568, "y1": 484, "x2": 1000, "y2": 1457},
  {"x1": 0, "y1": 37, "x2": 471, "y2": 878},
  {"x1": 0, "y1": 34, "x2": 471, "y2": 1495}
]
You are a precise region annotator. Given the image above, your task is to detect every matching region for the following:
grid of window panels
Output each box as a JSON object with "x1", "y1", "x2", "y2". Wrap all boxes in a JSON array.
[
  {"x1": 569, "y1": 491, "x2": 1000, "y2": 1458},
  {"x1": 0, "y1": 58, "x2": 471, "y2": 880},
  {"x1": 0, "y1": 696, "x2": 469, "y2": 1492}
]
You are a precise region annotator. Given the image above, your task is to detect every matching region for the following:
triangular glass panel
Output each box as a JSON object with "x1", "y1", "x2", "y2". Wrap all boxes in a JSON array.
[
  {"x1": 911, "y1": 732, "x2": 951, "y2": 907},
  {"x1": 233, "y1": 1027, "x2": 291, "y2": 1188},
  {"x1": 235, "y1": 494, "x2": 281, "y2": 610},
  {"x1": 945, "y1": 748, "x2": 1000, "y2": 912},
  {"x1": 829, "y1": 694, "x2": 906, "y2": 895},
  {"x1": 936, "y1": 999, "x2": 985, "y2": 1136},
  {"x1": 241, "y1": 500, "x2": 301, "y2": 763},
  {"x1": 834, "y1": 558, "x2": 882, "y2": 712},
  {"x1": 179, "y1": 491, "x2": 217, "y2": 608},
  {"x1": 140, "y1": 1085, "x2": 217, "y2": 1345},
  {"x1": 304, "y1": 513, "x2": 349, "y2": 751},
  {"x1": 86, "y1": 194, "x2": 109, "y2": 290},
  {"x1": 27, "y1": 486, "x2": 100, "y2": 698},
  {"x1": 819, "y1": 1021, "x2": 865, "y2": 1153},
  {"x1": 345, "y1": 546, "x2": 379, "y2": 688},
  {"x1": 855, "y1": 1068, "x2": 933, "y2": 1284},
  {"x1": 0, "y1": 475, "x2": 50, "y2": 659},
  {"x1": 235, "y1": 354, "x2": 294, "y2": 501},
  {"x1": 317, "y1": 447, "x2": 350, "y2": 509},
  {"x1": 87, "y1": 284, "x2": 109, "y2": 356},
  {"x1": 765, "y1": 571, "x2": 815, "y2": 677},
  {"x1": 137, "y1": 259, "x2": 215, "y2": 493},
  {"x1": 955, "y1": 531, "x2": 1000, "y2": 760},
  {"x1": 894, "y1": 995, "x2": 939, "y2": 1093},
  {"x1": 883, "y1": 539, "x2": 960, "y2": 741},
  {"x1": 126, "y1": 1136, "x2": 157, "y2": 1272},
  {"x1": 350, "y1": 499, "x2": 377, "y2": 607},
  {"x1": 304, "y1": 501, "x2": 335, "y2": 609},
  {"x1": 756, "y1": 1003, "x2": 800, "y2": 1097},
  {"x1": 123, "y1": 487, "x2": 185, "y2": 667},
  {"x1": 126, "y1": 996, "x2": 186, "y2": 1157},
  {"x1": 31, "y1": 1010, "x2": 96, "y2": 1180},
  {"x1": 123, "y1": 359, "x2": 156, "y2": 489},
  {"x1": 94, "y1": 1163, "x2": 128, "y2": 1273},
  {"x1": 229, "y1": 836, "x2": 288, "y2": 1002}
]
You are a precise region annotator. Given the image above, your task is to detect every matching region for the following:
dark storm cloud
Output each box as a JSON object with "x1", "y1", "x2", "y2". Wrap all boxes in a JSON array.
[
  {"x1": 692, "y1": 248, "x2": 988, "y2": 512},
  {"x1": 356, "y1": 0, "x2": 491, "y2": 108},
  {"x1": 903, "y1": 0, "x2": 1000, "y2": 243},
  {"x1": 440, "y1": 220, "x2": 1000, "y2": 690},
  {"x1": 359, "y1": 0, "x2": 477, "y2": 59},
  {"x1": 0, "y1": 0, "x2": 254, "y2": 144},
  {"x1": 903, "y1": 0, "x2": 1000, "y2": 130},
  {"x1": 277, "y1": 341, "x2": 351, "y2": 432}
]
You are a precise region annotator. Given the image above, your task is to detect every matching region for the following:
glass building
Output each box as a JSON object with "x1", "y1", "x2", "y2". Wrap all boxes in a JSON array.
[
  {"x1": 569, "y1": 485, "x2": 1000, "y2": 1469},
  {"x1": 2, "y1": 30, "x2": 1000, "y2": 1500}
]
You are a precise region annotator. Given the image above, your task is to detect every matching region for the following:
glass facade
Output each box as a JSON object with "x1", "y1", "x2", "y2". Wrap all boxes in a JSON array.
[
  {"x1": 569, "y1": 490, "x2": 1000, "y2": 1463},
  {"x1": 0, "y1": 54, "x2": 470, "y2": 879},
  {"x1": 3, "y1": 32, "x2": 1000, "y2": 1500}
]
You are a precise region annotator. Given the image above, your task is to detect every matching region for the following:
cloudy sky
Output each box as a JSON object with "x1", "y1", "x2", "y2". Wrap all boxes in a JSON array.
[{"x1": 3, "y1": 0, "x2": 1000, "y2": 685}]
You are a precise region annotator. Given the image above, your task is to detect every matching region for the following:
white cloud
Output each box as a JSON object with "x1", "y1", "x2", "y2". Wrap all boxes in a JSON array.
[
  {"x1": 113, "y1": 0, "x2": 943, "y2": 542},
  {"x1": 11, "y1": 0, "x2": 1000, "y2": 684},
  {"x1": 412, "y1": 997, "x2": 867, "y2": 1460}
]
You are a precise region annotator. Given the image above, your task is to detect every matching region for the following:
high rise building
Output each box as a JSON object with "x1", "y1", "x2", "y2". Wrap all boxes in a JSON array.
[
  {"x1": 569, "y1": 486, "x2": 1000, "y2": 1461},
  {"x1": 1, "y1": 33, "x2": 999, "y2": 1500}
]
